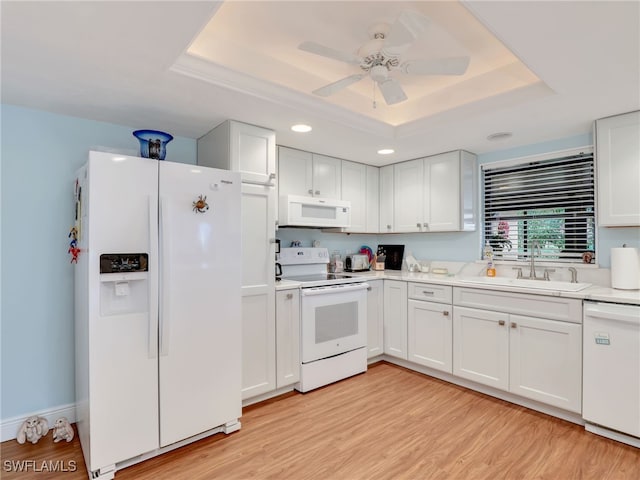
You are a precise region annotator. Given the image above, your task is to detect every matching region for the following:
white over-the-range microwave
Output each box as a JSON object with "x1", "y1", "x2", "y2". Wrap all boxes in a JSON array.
[{"x1": 279, "y1": 194, "x2": 351, "y2": 228}]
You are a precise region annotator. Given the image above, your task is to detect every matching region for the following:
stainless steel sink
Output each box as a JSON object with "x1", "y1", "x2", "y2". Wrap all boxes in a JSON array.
[{"x1": 458, "y1": 276, "x2": 592, "y2": 292}]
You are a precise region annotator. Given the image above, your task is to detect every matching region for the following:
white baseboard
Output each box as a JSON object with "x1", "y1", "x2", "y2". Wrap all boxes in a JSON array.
[{"x1": 1, "y1": 404, "x2": 76, "y2": 442}]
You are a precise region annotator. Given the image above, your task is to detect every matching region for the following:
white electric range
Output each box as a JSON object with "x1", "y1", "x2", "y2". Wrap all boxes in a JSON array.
[{"x1": 278, "y1": 248, "x2": 369, "y2": 392}]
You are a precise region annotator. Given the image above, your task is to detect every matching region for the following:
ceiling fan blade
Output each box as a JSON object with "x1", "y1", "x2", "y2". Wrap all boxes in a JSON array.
[
  {"x1": 312, "y1": 74, "x2": 366, "y2": 97},
  {"x1": 378, "y1": 78, "x2": 408, "y2": 105},
  {"x1": 401, "y1": 56, "x2": 470, "y2": 76},
  {"x1": 299, "y1": 41, "x2": 361, "y2": 65},
  {"x1": 382, "y1": 11, "x2": 431, "y2": 57}
]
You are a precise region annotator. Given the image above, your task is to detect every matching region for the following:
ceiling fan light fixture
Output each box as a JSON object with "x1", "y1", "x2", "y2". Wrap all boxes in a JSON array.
[
  {"x1": 291, "y1": 124, "x2": 312, "y2": 133},
  {"x1": 370, "y1": 65, "x2": 389, "y2": 82},
  {"x1": 377, "y1": 148, "x2": 395, "y2": 155}
]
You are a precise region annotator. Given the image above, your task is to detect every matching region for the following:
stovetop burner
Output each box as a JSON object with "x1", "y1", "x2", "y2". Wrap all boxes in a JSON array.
[
  {"x1": 286, "y1": 274, "x2": 355, "y2": 282},
  {"x1": 283, "y1": 272, "x2": 368, "y2": 288}
]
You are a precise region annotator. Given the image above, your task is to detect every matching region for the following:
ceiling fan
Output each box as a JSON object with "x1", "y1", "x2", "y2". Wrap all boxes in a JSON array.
[{"x1": 299, "y1": 11, "x2": 470, "y2": 105}]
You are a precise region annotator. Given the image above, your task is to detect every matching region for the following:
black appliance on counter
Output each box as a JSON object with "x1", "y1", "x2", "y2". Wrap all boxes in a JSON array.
[{"x1": 376, "y1": 245, "x2": 405, "y2": 270}]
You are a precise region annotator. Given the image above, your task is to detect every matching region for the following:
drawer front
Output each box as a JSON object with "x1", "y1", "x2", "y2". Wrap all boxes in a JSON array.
[
  {"x1": 408, "y1": 282, "x2": 452, "y2": 304},
  {"x1": 453, "y1": 287, "x2": 582, "y2": 323}
]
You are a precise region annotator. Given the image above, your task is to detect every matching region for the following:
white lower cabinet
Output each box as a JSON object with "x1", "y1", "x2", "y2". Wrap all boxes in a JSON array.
[
  {"x1": 383, "y1": 280, "x2": 407, "y2": 359},
  {"x1": 276, "y1": 289, "x2": 300, "y2": 388},
  {"x1": 508, "y1": 314, "x2": 581, "y2": 411},
  {"x1": 452, "y1": 288, "x2": 582, "y2": 413},
  {"x1": 241, "y1": 293, "x2": 276, "y2": 399},
  {"x1": 452, "y1": 306, "x2": 509, "y2": 390},
  {"x1": 407, "y1": 283, "x2": 453, "y2": 373},
  {"x1": 408, "y1": 300, "x2": 453, "y2": 374},
  {"x1": 366, "y1": 280, "x2": 384, "y2": 358}
]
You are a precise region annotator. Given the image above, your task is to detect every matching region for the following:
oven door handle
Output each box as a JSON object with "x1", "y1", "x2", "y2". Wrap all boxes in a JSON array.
[{"x1": 301, "y1": 282, "x2": 370, "y2": 296}]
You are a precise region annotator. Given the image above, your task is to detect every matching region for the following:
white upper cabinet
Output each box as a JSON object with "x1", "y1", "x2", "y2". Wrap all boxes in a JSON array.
[
  {"x1": 392, "y1": 151, "x2": 477, "y2": 233},
  {"x1": 278, "y1": 147, "x2": 342, "y2": 200},
  {"x1": 595, "y1": 110, "x2": 640, "y2": 226},
  {"x1": 424, "y1": 151, "x2": 462, "y2": 231},
  {"x1": 312, "y1": 154, "x2": 342, "y2": 199},
  {"x1": 197, "y1": 120, "x2": 276, "y2": 184},
  {"x1": 277, "y1": 145, "x2": 476, "y2": 233},
  {"x1": 341, "y1": 161, "x2": 380, "y2": 233},
  {"x1": 342, "y1": 160, "x2": 367, "y2": 232},
  {"x1": 379, "y1": 165, "x2": 394, "y2": 233},
  {"x1": 366, "y1": 166, "x2": 380, "y2": 232},
  {"x1": 394, "y1": 159, "x2": 424, "y2": 232},
  {"x1": 277, "y1": 147, "x2": 313, "y2": 197}
]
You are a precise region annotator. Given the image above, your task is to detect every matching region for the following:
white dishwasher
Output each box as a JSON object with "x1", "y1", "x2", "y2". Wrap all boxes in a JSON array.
[{"x1": 583, "y1": 301, "x2": 640, "y2": 447}]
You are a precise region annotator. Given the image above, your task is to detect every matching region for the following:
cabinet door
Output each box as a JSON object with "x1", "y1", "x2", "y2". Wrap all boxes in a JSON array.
[
  {"x1": 366, "y1": 166, "x2": 380, "y2": 232},
  {"x1": 394, "y1": 159, "x2": 423, "y2": 232},
  {"x1": 453, "y1": 306, "x2": 509, "y2": 390},
  {"x1": 276, "y1": 290, "x2": 300, "y2": 388},
  {"x1": 366, "y1": 280, "x2": 384, "y2": 358},
  {"x1": 509, "y1": 315, "x2": 582, "y2": 413},
  {"x1": 383, "y1": 280, "x2": 408, "y2": 359},
  {"x1": 408, "y1": 300, "x2": 453, "y2": 373},
  {"x1": 312, "y1": 154, "x2": 342, "y2": 198},
  {"x1": 277, "y1": 146, "x2": 313, "y2": 198},
  {"x1": 229, "y1": 121, "x2": 276, "y2": 184},
  {"x1": 596, "y1": 111, "x2": 640, "y2": 226},
  {"x1": 241, "y1": 183, "x2": 276, "y2": 399},
  {"x1": 379, "y1": 165, "x2": 394, "y2": 233},
  {"x1": 342, "y1": 160, "x2": 367, "y2": 232},
  {"x1": 424, "y1": 151, "x2": 460, "y2": 231}
]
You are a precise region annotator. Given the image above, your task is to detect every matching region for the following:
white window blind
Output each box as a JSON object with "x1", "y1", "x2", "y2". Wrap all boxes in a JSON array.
[{"x1": 483, "y1": 153, "x2": 595, "y2": 263}]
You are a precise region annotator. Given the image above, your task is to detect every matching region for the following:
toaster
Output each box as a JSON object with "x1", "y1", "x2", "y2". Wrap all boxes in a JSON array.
[{"x1": 345, "y1": 254, "x2": 369, "y2": 272}]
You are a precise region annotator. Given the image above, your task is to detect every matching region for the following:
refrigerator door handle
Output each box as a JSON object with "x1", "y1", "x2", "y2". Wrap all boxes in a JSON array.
[
  {"x1": 148, "y1": 195, "x2": 158, "y2": 359},
  {"x1": 159, "y1": 196, "x2": 171, "y2": 356}
]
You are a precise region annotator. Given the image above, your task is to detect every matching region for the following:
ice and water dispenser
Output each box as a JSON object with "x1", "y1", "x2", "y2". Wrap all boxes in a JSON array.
[{"x1": 99, "y1": 253, "x2": 149, "y2": 316}]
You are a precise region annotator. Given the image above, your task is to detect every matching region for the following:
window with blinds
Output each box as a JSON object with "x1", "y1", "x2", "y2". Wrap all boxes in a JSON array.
[{"x1": 483, "y1": 152, "x2": 595, "y2": 263}]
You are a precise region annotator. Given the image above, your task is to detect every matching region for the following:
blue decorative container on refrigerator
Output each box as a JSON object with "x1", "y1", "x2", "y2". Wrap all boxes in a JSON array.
[{"x1": 133, "y1": 130, "x2": 173, "y2": 160}]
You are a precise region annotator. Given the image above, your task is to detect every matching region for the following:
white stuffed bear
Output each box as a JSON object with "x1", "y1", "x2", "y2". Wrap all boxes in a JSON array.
[
  {"x1": 52, "y1": 417, "x2": 74, "y2": 443},
  {"x1": 17, "y1": 416, "x2": 49, "y2": 444}
]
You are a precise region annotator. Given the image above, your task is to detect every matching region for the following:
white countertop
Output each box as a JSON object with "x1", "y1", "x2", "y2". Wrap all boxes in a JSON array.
[
  {"x1": 300, "y1": 270, "x2": 640, "y2": 306},
  {"x1": 275, "y1": 279, "x2": 301, "y2": 291}
]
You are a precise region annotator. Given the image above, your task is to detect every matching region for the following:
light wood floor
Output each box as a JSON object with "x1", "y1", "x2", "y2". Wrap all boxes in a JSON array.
[{"x1": 2, "y1": 362, "x2": 638, "y2": 479}]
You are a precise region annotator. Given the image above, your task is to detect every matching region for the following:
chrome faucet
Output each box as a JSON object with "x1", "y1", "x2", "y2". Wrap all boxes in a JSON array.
[
  {"x1": 568, "y1": 267, "x2": 578, "y2": 283},
  {"x1": 528, "y1": 241, "x2": 541, "y2": 279}
]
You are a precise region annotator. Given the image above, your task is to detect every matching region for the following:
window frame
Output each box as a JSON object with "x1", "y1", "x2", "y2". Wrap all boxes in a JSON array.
[{"x1": 480, "y1": 146, "x2": 595, "y2": 265}]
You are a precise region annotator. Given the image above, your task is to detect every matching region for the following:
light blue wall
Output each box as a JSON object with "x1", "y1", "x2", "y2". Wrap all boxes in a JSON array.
[{"x1": 1, "y1": 104, "x2": 196, "y2": 420}]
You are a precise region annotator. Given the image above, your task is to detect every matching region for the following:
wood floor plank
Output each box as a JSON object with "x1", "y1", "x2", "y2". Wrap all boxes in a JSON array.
[{"x1": 2, "y1": 362, "x2": 638, "y2": 479}]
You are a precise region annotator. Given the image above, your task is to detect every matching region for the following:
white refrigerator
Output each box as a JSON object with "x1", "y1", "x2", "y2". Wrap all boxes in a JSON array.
[{"x1": 74, "y1": 151, "x2": 242, "y2": 479}]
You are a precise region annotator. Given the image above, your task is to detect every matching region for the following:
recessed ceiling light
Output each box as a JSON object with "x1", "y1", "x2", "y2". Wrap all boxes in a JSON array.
[
  {"x1": 291, "y1": 124, "x2": 312, "y2": 133},
  {"x1": 377, "y1": 148, "x2": 395, "y2": 155},
  {"x1": 487, "y1": 132, "x2": 513, "y2": 141}
]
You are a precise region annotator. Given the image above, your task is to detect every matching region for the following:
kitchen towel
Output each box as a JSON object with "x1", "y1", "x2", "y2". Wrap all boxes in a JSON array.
[{"x1": 611, "y1": 247, "x2": 640, "y2": 290}]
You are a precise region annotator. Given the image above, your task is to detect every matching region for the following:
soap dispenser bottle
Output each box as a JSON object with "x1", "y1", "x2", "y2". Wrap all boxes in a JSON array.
[{"x1": 483, "y1": 241, "x2": 496, "y2": 277}]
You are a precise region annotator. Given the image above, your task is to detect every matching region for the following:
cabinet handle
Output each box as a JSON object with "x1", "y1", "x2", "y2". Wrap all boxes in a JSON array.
[
  {"x1": 498, "y1": 320, "x2": 506, "y2": 326},
  {"x1": 286, "y1": 293, "x2": 293, "y2": 299},
  {"x1": 367, "y1": 286, "x2": 372, "y2": 291},
  {"x1": 307, "y1": 189, "x2": 313, "y2": 195},
  {"x1": 416, "y1": 223, "x2": 421, "y2": 228},
  {"x1": 423, "y1": 222, "x2": 428, "y2": 228},
  {"x1": 511, "y1": 322, "x2": 517, "y2": 328},
  {"x1": 387, "y1": 224, "x2": 392, "y2": 230},
  {"x1": 315, "y1": 190, "x2": 321, "y2": 195},
  {"x1": 422, "y1": 290, "x2": 435, "y2": 296},
  {"x1": 443, "y1": 311, "x2": 449, "y2": 316}
]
